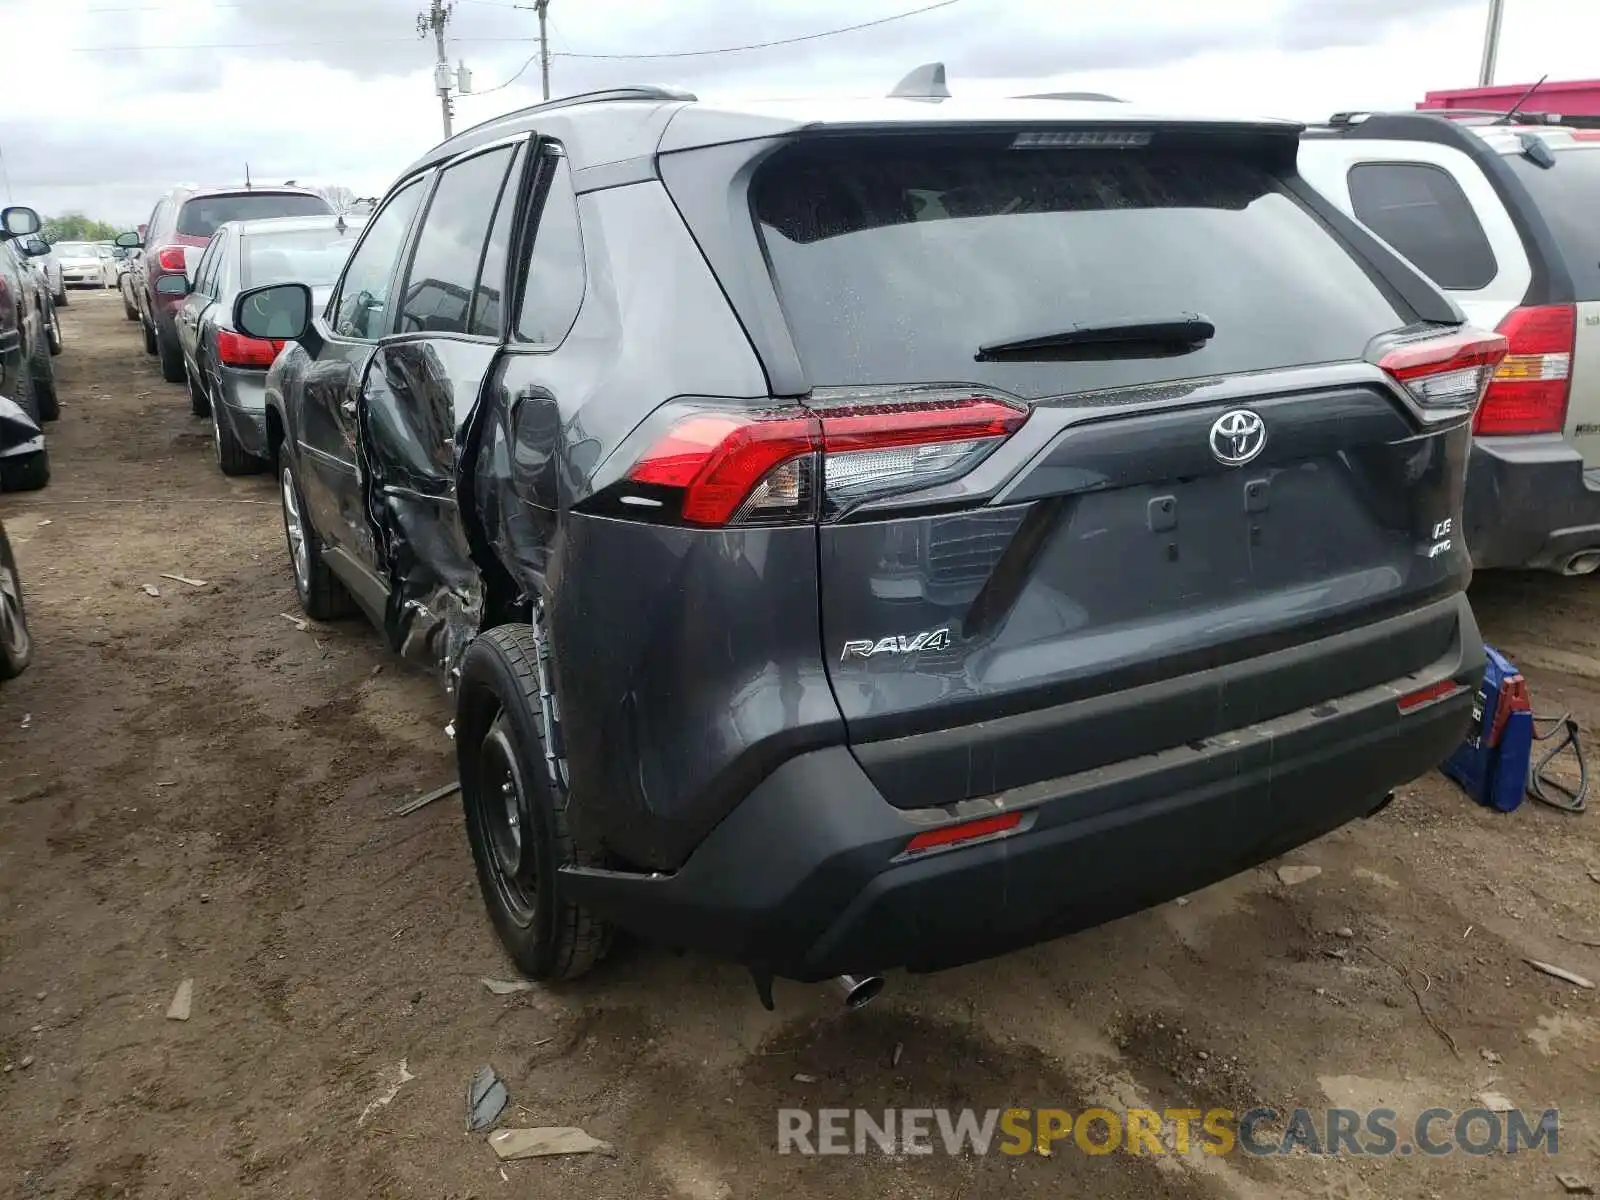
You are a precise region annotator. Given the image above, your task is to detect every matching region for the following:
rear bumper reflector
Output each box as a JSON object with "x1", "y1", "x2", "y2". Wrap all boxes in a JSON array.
[{"x1": 1397, "y1": 679, "x2": 1470, "y2": 714}]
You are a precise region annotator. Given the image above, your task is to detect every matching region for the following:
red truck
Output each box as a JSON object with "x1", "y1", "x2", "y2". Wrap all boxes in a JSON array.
[{"x1": 1419, "y1": 79, "x2": 1600, "y2": 117}]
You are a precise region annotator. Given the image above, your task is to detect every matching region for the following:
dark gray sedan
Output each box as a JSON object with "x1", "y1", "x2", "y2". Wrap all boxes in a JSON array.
[{"x1": 168, "y1": 215, "x2": 362, "y2": 474}]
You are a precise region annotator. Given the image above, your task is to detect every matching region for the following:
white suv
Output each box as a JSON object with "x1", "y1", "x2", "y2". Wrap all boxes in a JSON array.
[{"x1": 1299, "y1": 111, "x2": 1600, "y2": 574}]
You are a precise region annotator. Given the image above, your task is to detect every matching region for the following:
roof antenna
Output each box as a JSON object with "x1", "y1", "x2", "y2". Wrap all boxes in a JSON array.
[
  {"x1": 245, "y1": 162, "x2": 252, "y2": 190},
  {"x1": 889, "y1": 62, "x2": 950, "y2": 101},
  {"x1": 1496, "y1": 73, "x2": 1549, "y2": 124}
]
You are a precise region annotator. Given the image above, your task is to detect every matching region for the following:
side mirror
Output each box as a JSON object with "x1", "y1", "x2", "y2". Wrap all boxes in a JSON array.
[
  {"x1": 0, "y1": 395, "x2": 43, "y2": 454},
  {"x1": 114, "y1": 231, "x2": 143, "y2": 249},
  {"x1": 155, "y1": 274, "x2": 191, "y2": 297},
  {"x1": 1, "y1": 206, "x2": 42, "y2": 239},
  {"x1": 22, "y1": 238, "x2": 49, "y2": 257},
  {"x1": 235, "y1": 282, "x2": 311, "y2": 343}
]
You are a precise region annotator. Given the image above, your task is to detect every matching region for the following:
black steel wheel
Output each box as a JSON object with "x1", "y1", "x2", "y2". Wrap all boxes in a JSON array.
[{"x1": 457, "y1": 621, "x2": 608, "y2": 982}]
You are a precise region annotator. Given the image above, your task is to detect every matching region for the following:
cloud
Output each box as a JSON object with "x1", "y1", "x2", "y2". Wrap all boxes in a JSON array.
[{"x1": 7, "y1": 0, "x2": 1597, "y2": 224}]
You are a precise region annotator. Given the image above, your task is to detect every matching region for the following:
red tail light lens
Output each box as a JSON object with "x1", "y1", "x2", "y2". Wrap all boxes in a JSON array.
[
  {"x1": 1474, "y1": 305, "x2": 1575, "y2": 436},
  {"x1": 216, "y1": 329, "x2": 285, "y2": 368},
  {"x1": 156, "y1": 246, "x2": 188, "y2": 273},
  {"x1": 1378, "y1": 327, "x2": 1508, "y2": 420},
  {"x1": 621, "y1": 390, "x2": 1028, "y2": 527}
]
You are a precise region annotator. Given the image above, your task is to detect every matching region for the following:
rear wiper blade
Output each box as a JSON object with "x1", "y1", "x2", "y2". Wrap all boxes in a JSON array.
[{"x1": 976, "y1": 313, "x2": 1215, "y2": 361}]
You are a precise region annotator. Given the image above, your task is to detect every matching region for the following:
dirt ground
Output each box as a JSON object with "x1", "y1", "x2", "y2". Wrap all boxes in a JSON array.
[{"x1": 1, "y1": 291, "x2": 1598, "y2": 1200}]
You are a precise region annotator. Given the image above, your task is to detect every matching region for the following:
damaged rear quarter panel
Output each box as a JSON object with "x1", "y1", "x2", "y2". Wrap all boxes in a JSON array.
[{"x1": 473, "y1": 179, "x2": 840, "y2": 868}]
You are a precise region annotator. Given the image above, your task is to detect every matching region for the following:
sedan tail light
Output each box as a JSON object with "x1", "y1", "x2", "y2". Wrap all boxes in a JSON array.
[
  {"x1": 613, "y1": 389, "x2": 1029, "y2": 527},
  {"x1": 216, "y1": 329, "x2": 285, "y2": 368},
  {"x1": 155, "y1": 247, "x2": 188, "y2": 273},
  {"x1": 1473, "y1": 305, "x2": 1576, "y2": 436}
]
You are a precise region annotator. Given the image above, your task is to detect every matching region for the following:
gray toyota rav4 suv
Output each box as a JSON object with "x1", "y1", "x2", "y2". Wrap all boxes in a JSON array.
[{"x1": 242, "y1": 85, "x2": 1498, "y2": 1002}]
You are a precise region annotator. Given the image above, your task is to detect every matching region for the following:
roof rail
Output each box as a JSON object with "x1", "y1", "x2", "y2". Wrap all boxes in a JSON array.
[
  {"x1": 889, "y1": 62, "x2": 950, "y2": 101},
  {"x1": 1018, "y1": 91, "x2": 1126, "y2": 102},
  {"x1": 1332, "y1": 106, "x2": 1600, "y2": 130},
  {"x1": 446, "y1": 85, "x2": 698, "y2": 143}
]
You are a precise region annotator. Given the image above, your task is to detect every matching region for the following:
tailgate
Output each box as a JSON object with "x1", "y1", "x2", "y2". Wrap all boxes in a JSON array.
[{"x1": 749, "y1": 124, "x2": 1477, "y2": 806}]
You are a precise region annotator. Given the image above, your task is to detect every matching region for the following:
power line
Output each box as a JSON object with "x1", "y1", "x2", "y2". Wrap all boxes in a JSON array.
[
  {"x1": 470, "y1": 0, "x2": 960, "y2": 93},
  {"x1": 67, "y1": 0, "x2": 962, "y2": 60},
  {"x1": 553, "y1": 0, "x2": 960, "y2": 61}
]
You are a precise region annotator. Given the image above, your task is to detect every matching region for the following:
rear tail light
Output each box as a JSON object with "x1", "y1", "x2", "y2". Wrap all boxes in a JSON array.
[
  {"x1": 1474, "y1": 305, "x2": 1576, "y2": 436},
  {"x1": 216, "y1": 329, "x2": 286, "y2": 368},
  {"x1": 617, "y1": 389, "x2": 1028, "y2": 527},
  {"x1": 1378, "y1": 327, "x2": 1508, "y2": 421},
  {"x1": 155, "y1": 246, "x2": 188, "y2": 273}
]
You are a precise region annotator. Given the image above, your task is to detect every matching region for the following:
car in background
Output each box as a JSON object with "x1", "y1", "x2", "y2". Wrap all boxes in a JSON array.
[
  {"x1": 118, "y1": 185, "x2": 334, "y2": 384},
  {"x1": 168, "y1": 213, "x2": 363, "y2": 474},
  {"x1": 242, "y1": 87, "x2": 1495, "y2": 990},
  {"x1": 0, "y1": 206, "x2": 60, "y2": 431},
  {"x1": 0, "y1": 395, "x2": 43, "y2": 685},
  {"x1": 27, "y1": 239, "x2": 65, "y2": 304},
  {"x1": 116, "y1": 244, "x2": 141, "y2": 321},
  {"x1": 52, "y1": 241, "x2": 118, "y2": 290},
  {"x1": 20, "y1": 249, "x2": 64, "y2": 359},
  {"x1": 1300, "y1": 110, "x2": 1600, "y2": 573}
]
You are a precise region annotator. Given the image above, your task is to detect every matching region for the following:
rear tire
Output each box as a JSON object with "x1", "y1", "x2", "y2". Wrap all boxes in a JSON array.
[
  {"x1": 11, "y1": 355, "x2": 39, "y2": 425},
  {"x1": 0, "y1": 523, "x2": 32, "y2": 680},
  {"x1": 0, "y1": 448, "x2": 50, "y2": 493},
  {"x1": 458, "y1": 622, "x2": 610, "y2": 982},
  {"x1": 122, "y1": 293, "x2": 138, "y2": 321},
  {"x1": 279, "y1": 442, "x2": 355, "y2": 620},
  {"x1": 186, "y1": 363, "x2": 210, "y2": 417},
  {"x1": 141, "y1": 315, "x2": 157, "y2": 356},
  {"x1": 213, "y1": 398, "x2": 264, "y2": 476},
  {"x1": 158, "y1": 325, "x2": 185, "y2": 383},
  {"x1": 54, "y1": 289, "x2": 67, "y2": 307},
  {"x1": 31, "y1": 334, "x2": 59, "y2": 422},
  {"x1": 46, "y1": 306, "x2": 63, "y2": 356}
]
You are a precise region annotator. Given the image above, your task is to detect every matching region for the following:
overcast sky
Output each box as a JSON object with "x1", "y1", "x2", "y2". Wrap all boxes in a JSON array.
[{"x1": 4, "y1": 0, "x2": 1596, "y2": 225}]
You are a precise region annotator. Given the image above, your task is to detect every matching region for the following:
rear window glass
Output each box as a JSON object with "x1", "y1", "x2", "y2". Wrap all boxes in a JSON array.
[
  {"x1": 177, "y1": 193, "x2": 332, "y2": 238},
  {"x1": 1507, "y1": 146, "x2": 1600, "y2": 301},
  {"x1": 752, "y1": 138, "x2": 1412, "y2": 399},
  {"x1": 243, "y1": 228, "x2": 361, "y2": 288},
  {"x1": 1347, "y1": 162, "x2": 1498, "y2": 290}
]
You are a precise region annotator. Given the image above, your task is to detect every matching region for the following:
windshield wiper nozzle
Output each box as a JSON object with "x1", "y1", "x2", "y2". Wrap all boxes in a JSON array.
[{"x1": 977, "y1": 313, "x2": 1215, "y2": 361}]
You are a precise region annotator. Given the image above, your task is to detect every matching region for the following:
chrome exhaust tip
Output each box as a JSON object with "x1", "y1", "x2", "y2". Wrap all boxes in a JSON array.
[
  {"x1": 836, "y1": 974, "x2": 885, "y2": 1010},
  {"x1": 1561, "y1": 550, "x2": 1600, "y2": 576}
]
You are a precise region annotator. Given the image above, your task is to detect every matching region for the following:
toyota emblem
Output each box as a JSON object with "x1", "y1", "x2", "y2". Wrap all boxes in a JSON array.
[{"x1": 1208, "y1": 409, "x2": 1267, "y2": 467}]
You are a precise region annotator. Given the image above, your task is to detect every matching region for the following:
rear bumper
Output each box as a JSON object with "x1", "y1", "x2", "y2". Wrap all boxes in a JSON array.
[
  {"x1": 562, "y1": 594, "x2": 1483, "y2": 981},
  {"x1": 215, "y1": 368, "x2": 268, "y2": 457},
  {"x1": 1463, "y1": 435, "x2": 1600, "y2": 571}
]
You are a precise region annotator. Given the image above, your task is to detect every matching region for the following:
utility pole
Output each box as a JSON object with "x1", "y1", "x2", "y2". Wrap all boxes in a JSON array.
[
  {"x1": 418, "y1": 0, "x2": 455, "y2": 139},
  {"x1": 536, "y1": 0, "x2": 550, "y2": 101},
  {"x1": 1478, "y1": 0, "x2": 1505, "y2": 87}
]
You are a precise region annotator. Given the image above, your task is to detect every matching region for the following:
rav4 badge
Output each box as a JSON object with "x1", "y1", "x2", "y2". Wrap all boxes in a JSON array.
[{"x1": 841, "y1": 629, "x2": 953, "y2": 661}]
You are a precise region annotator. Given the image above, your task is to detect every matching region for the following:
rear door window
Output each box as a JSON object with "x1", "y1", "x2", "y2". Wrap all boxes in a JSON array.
[
  {"x1": 1506, "y1": 145, "x2": 1600, "y2": 301},
  {"x1": 176, "y1": 193, "x2": 332, "y2": 238},
  {"x1": 752, "y1": 135, "x2": 1414, "y2": 399},
  {"x1": 1347, "y1": 162, "x2": 1498, "y2": 290},
  {"x1": 515, "y1": 148, "x2": 585, "y2": 348},
  {"x1": 397, "y1": 145, "x2": 516, "y2": 336}
]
